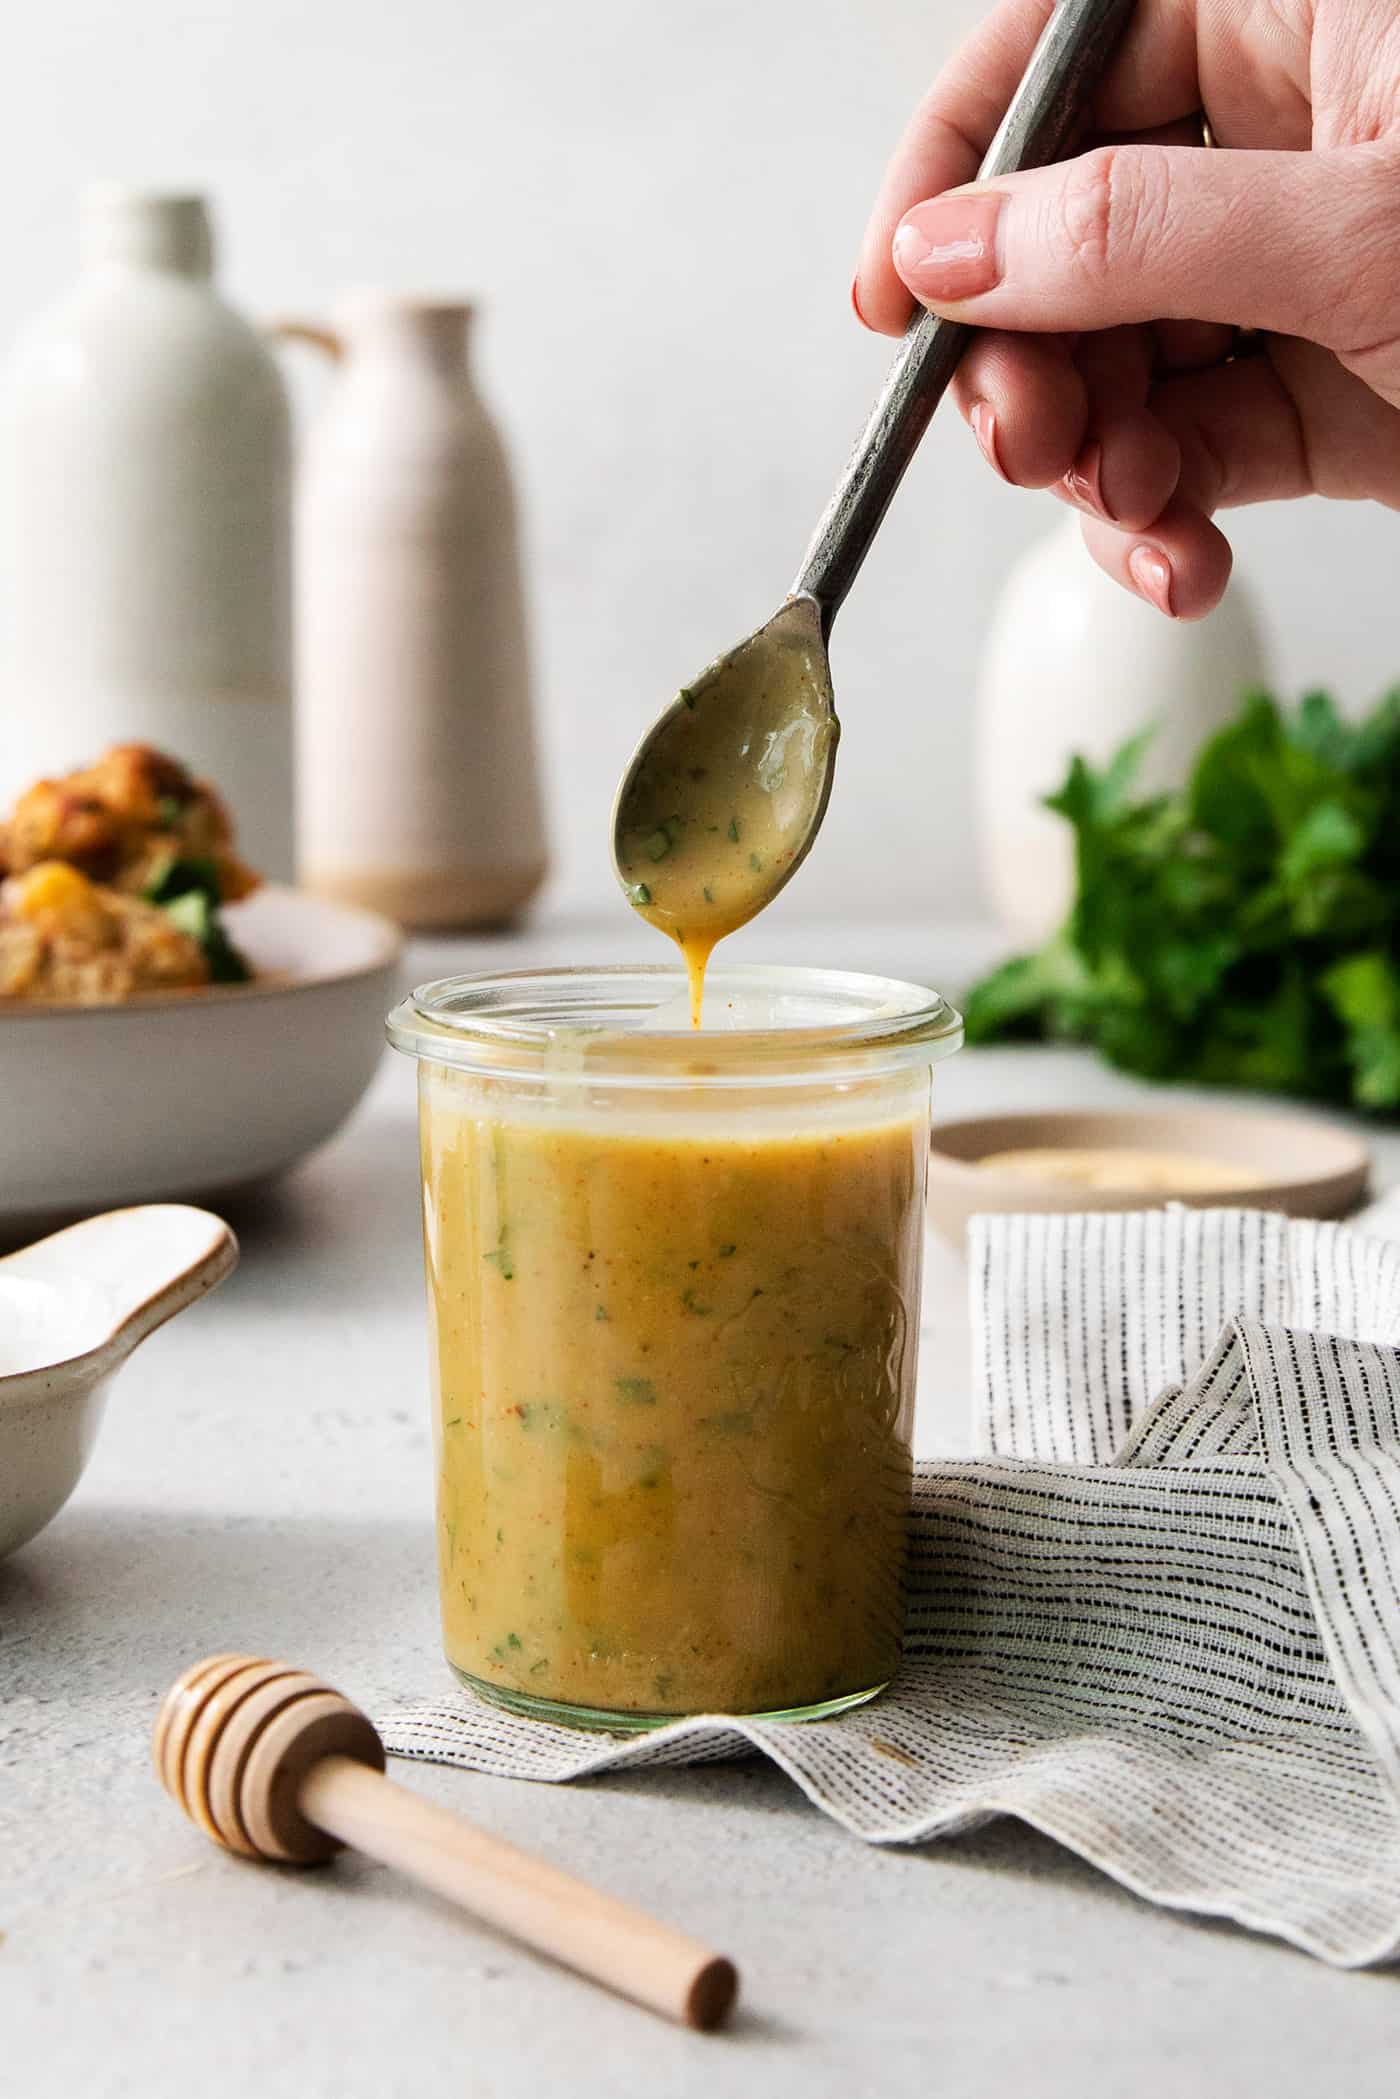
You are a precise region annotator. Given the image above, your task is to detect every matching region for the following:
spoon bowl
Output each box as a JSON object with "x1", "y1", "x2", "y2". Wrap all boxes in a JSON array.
[{"x1": 611, "y1": 595, "x2": 837, "y2": 995}]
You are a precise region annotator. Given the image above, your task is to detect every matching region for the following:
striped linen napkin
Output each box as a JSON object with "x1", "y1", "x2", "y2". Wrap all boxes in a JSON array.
[{"x1": 380, "y1": 1207, "x2": 1400, "y2": 1966}]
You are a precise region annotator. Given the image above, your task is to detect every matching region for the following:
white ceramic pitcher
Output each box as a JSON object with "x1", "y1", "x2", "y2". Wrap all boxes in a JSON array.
[
  {"x1": 276, "y1": 296, "x2": 548, "y2": 929},
  {"x1": 0, "y1": 188, "x2": 294, "y2": 875},
  {"x1": 976, "y1": 514, "x2": 1271, "y2": 944}
]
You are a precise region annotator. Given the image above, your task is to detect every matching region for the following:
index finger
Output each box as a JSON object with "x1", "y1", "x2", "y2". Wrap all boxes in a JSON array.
[{"x1": 854, "y1": 0, "x2": 1201, "y2": 336}]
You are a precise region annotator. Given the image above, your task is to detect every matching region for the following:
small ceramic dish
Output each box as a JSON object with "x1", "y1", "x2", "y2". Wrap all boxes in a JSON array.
[
  {"x1": 0, "y1": 1205, "x2": 237, "y2": 1559},
  {"x1": 0, "y1": 885, "x2": 402, "y2": 1227},
  {"x1": 927, "y1": 1106, "x2": 1371, "y2": 1246}
]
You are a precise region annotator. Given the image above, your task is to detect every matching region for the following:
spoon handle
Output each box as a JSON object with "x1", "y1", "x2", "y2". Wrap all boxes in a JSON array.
[{"x1": 792, "y1": 0, "x2": 1137, "y2": 627}]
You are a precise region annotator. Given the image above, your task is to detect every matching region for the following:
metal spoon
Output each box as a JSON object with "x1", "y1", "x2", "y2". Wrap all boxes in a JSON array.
[{"x1": 613, "y1": 0, "x2": 1136, "y2": 997}]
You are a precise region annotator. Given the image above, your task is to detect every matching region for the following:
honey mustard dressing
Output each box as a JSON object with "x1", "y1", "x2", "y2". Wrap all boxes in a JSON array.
[
  {"x1": 979, "y1": 1147, "x2": 1266, "y2": 1194},
  {"x1": 421, "y1": 1074, "x2": 926, "y2": 1720}
]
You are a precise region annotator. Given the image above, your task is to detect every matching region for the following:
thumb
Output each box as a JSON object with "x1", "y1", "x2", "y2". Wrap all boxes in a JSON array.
[{"x1": 891, "y1": 143, "x2": 1400, "y2": 350}]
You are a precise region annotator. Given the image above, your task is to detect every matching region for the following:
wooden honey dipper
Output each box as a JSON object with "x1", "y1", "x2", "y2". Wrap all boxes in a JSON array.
[{"x1": 153, "y1": 1653, "x2": 739, "y2": 2030}]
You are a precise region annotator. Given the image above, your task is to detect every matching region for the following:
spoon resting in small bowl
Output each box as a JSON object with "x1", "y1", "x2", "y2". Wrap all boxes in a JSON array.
[{"x1": 612, "y1": 0, "x2": 1136, "y2": 1020}]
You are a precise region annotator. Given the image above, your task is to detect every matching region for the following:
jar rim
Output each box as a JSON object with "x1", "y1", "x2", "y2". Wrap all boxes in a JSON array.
[{"x1": 387, "y1": 963, "x2": 962, "y2": 1083}]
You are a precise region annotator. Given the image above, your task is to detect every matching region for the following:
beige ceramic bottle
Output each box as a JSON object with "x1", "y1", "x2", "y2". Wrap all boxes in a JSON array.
[{"x1": 278, "y1": 296, "x2": 547, "y2": 927}]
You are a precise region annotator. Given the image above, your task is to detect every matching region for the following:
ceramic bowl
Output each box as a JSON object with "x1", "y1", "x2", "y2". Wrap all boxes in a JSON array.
[
  {"x1": 927, "y1": 1105, "x2": 1371, "y2": 1247},
  {"x1": 0, "y1": 1205, "x2": 237, "y2": 1559},
  {"x1": 0, "y1": 885, "x2": 403, "y2": 1229}
]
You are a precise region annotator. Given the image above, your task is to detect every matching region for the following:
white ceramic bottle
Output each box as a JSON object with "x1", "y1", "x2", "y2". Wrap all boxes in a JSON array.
[
  {"x1": 0, "y1": 188, "x2": 294, "y2": 874},
  {"x1": 976, "y1": 514, "x2": 1271, "y2": 945},
  {"x1": 279, "y1": 295, "x2": 547, "y2": 927}
]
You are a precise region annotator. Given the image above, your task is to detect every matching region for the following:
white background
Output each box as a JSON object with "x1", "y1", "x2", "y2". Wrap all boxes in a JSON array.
[{"x1": 3, "y1": 0, "x2": 1398, "y2": 923}]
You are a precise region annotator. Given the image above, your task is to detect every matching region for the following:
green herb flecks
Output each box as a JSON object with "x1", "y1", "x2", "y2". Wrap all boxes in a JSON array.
[
  {"x1": 594, "y1": 1304, "x2": 608, "y2": 1322},
  {"x1": 679, "y1": 685, "x2": 697, "y2": 711},
  {"x1": 514, "y1": 1399, "x2": 569, "y2": 1432},
  {"x1": 964, "y1": 687, "x2": 1400, "y2": 1111},
  {"x1": 702, "y1": 1409, "x2": 755, "y2": 1435},
  {"x1": 680, "y1": 1287, "x2": 712, "y2": 1315},
  {"x1": 483, "y1": 1243, "x2": 515, "y2": 1280},
  {"x1": 627, "y1": 881, "x2": 653, "y2": 906},
  {"x1": 614, "y1": 1376, "x2": 659, "y2": 1407},
  {"x1": 748, "y1": 852, "x2": 763, "y2": 873},
  {"x1": 718, "y1": 1243, "x2": 737, "y2": 1258},
  {"x1": 703, "y1": 885, "x2": 714, "y2": 904},
  {"x1": 727, "y1": 817, "x2": 741, "y2": 844}
]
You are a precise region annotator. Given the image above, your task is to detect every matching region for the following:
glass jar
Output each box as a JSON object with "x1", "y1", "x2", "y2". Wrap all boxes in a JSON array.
[{"x1": 388, "y1": 963, "x2": 962, "y2": 1731}]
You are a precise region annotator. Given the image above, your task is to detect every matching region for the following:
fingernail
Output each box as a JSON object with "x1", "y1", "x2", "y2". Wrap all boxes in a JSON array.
[
  {"x1": 850, "y1": 274, "x2": 871, "y2": 330},
  {"x1": 892, "y1": 190, "x2": 1003, "y2": 304},
  {"x1": 970, "y1": 401, "x2": 1006, "y2": 480},
  {"x1": 1128, "y1": 544, "x2": 1175, "y2": 616},
  {"x1": 1063, "y1": 442, "x2": 1111, "y2": 520}
]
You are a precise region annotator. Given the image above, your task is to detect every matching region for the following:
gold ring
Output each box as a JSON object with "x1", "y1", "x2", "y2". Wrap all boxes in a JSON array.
[{"x1": 1199, "y1": 110, "x2": 1216, "y2": 149}]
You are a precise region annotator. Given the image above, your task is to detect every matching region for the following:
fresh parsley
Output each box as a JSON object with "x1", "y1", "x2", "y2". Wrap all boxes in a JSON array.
[{"x1": 965, "y1": 688, "x2": 1400, "y2": 1112}]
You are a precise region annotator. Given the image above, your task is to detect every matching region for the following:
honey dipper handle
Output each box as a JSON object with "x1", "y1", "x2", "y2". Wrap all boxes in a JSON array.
[{"x1": 298, "y1": 1756, "x2": 738, "y2": 2030}]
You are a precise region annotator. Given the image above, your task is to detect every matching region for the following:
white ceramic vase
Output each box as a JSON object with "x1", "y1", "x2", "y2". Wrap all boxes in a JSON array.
[
  {"x1": 279, "y1": 295, "x2": 547, "y2": 928},
  {"x1": 976, "y1": 514, "x2": 1271, "y2": 945},
  {"x1": 0, "y1": 188, "x2": 294, "y2": 875}
]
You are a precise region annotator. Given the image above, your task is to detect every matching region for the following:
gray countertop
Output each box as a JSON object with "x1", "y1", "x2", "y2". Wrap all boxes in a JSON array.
[{"x1": 5, "y1": 916, "x2": 1400, "y2": 2097}]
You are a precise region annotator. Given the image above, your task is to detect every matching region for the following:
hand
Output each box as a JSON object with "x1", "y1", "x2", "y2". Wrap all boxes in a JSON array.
[{"x1": 854, "y1": 0, "x2": 1400, "y2": 617}]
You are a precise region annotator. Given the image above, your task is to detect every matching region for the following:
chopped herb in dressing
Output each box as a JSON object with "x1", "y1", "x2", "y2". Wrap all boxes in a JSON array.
[
  {"x1": 614, "y1": 1376, "x2": 659, "y2": 1407},
  {"x1": 514, "y1": 1399, "x2": 569, "y2": 1432}
]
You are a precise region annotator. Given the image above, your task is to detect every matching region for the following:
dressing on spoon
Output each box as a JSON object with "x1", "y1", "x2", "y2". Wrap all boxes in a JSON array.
[{"x1": 611, "y1": 596, "x2": 837, "y2": 1023}]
